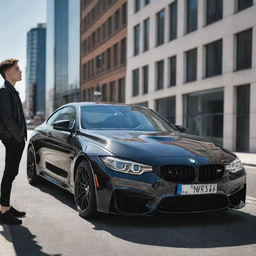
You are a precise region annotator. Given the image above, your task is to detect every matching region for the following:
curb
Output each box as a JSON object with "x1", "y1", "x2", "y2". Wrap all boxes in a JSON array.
[{"x1": 0, "y1": 225, "x2": 16, "y2": 256}]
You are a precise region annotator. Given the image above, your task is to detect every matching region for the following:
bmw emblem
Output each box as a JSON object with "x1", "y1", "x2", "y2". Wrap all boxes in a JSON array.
[{"x1": 189, "y1": 158, "x2": 197, "y2": 164}]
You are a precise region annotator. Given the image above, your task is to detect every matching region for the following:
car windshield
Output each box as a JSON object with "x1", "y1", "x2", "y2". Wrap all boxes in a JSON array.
[{"x1": 80, "y1": 105, "x2": 177, "y2": 132}]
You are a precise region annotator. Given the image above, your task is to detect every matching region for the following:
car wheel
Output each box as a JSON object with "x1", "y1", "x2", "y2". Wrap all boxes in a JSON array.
[
  {"x1": 27, "y1": 146, "x2": 42, "y2": 185},
  {"x1": 74, "y1": 160, "x2": 97, "y2": 219}
]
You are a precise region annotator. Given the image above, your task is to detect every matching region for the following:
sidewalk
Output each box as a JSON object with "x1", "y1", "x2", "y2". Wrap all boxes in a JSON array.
[
  {"x1": 234, "y1": 152, "x2": 256, "y2": 167},
  {"x1": 0, "y1": 225, "x2": 16, "y2": 256}
]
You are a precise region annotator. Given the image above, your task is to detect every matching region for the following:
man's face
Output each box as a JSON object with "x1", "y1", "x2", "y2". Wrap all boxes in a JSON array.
[{"x1": 5, "y1": 63, "x2": 22, "y2": 82}]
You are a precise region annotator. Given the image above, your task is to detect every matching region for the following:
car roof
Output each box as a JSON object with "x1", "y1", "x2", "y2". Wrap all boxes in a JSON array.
[{"x1": 61, "y1": 102, "x2": 149, "y2": 109}]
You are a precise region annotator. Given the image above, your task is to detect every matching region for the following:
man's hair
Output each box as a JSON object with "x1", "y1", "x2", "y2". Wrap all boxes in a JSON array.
[{"x1": 0, "y1": 58, "x2": 19, "y2": 79}]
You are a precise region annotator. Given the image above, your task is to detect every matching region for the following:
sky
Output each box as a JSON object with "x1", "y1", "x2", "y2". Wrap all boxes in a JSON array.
[{"x1": 0, "y1": 0, "x2": 46, "y2": 102}]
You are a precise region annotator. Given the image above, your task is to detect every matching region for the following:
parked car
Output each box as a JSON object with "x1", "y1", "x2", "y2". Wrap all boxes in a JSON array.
[{"x1": 27, "y1": 102, "x2": 246, "y2": 218}]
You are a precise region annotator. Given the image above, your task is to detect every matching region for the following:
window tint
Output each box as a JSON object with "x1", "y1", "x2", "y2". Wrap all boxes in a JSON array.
[
  {"x1": 47, "y1": 107, "x2": 76, "y2": 126},
  {"x1": 81, "y1": 105, "x2": 176, "y2": 132}
]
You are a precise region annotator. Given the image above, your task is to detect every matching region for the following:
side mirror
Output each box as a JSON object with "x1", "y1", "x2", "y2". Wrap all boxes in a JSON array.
[
  {"x1": 175, "y1": 125, "x2": 188, "y2": 133},
  {"x1": 53, "y1": 120, "x2": 76, "y2": 132}
]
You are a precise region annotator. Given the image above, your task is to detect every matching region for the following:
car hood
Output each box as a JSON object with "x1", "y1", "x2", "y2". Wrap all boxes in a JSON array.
[{"x1": 80, "y1": 129, "x2": 236, "y2": 165}]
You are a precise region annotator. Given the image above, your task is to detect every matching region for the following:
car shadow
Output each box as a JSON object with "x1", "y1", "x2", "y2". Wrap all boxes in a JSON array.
[{"x1": 32, "y1": 180, "x2": 256, "y2": 249}]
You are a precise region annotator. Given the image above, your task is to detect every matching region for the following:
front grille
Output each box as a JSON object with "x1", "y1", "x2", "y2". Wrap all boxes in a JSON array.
[
  {"x1": 157, "y1": 194, "x2": 229, "y2": 212},
  {"x1": 158, "y1": 165, "x2": 195, "y2": 182},
  {"x1": 199, "y1": 165, "x2": 224, "y2": 182}
]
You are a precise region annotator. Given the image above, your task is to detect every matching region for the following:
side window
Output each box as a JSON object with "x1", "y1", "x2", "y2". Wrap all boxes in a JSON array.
[
  {"x1": 47, "y1": 107, "x2": 76, "y2": 126},
  {"x1": 47, "y1": 108, "x2": 64, "y2": 126}
]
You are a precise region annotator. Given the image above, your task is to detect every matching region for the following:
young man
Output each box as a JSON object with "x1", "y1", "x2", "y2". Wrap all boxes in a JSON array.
[{"x1": 0, "y1": 58, "x2": 27, "y2": 225}]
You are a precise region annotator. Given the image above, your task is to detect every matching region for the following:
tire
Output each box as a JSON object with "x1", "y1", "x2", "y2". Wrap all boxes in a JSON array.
[
  {"x1": 27, "y1": 146, "x2": 43, "y2": 185},
  {"x1": 74, "y1": 160, "x2": 97, "y2": 219}
]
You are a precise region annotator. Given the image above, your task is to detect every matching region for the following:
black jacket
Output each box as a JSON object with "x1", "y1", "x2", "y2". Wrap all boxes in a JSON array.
[{"x1": 0, "y1": 80, "x2": 27, "y2": 142}]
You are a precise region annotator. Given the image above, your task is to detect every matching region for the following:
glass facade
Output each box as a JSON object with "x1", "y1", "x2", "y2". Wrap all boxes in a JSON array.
[
  {"x1": 46, "y1": 0, "x2": 80, "y2": 118},
  {"x1": 26, "y1": 24, "x2": 46, "y2": 118},
  {"x1": 184, "y1": 88, "x2": 224, "y2": 145}
]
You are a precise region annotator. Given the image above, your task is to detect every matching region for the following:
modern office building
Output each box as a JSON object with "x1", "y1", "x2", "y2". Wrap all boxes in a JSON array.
[
  {"x1": 126, "y1": 0, "x2": 256, "y2": 153},
  {"x1": 46, "y1": 0, "x2": 80, "y2": 118},
  {"x1": 25, "y1": 23, "x2": 46, "y2": 119},
  {"x1": 80, "y1": 0, "x2": 127, "y2": 103}
]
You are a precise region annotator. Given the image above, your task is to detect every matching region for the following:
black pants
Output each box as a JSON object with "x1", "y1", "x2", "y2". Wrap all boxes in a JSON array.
[{"x1": 0, "y1": 137, "x2": 25, "y2": 207}]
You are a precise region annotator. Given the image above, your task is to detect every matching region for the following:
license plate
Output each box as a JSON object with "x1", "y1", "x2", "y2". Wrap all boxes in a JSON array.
[{"x1": 177, "y1": 184, "x2": 217, "y2": 195}]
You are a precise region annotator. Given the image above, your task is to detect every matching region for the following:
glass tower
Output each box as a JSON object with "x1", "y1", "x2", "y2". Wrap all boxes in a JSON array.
[{"x1": 26, "y1": 23, "x2": 46, "y2": 118}]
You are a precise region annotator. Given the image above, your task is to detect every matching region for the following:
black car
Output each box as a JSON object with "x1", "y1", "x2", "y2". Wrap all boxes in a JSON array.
[{"x1": 27, "y1": 103, "x2": 246, "y2": 218}]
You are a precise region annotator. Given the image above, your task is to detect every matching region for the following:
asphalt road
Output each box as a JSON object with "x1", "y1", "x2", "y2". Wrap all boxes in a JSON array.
[{"x1": 0, "y1": 131, "x2": 256, "y2": 256}]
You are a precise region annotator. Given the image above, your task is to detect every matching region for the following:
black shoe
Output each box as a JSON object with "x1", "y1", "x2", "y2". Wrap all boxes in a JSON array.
[
  {"x1": 0, "y1": 210, "x2": 22, "y2": 225},
  {"x1": 10, "y1": 206, "x2": 26, "y2": 218}
]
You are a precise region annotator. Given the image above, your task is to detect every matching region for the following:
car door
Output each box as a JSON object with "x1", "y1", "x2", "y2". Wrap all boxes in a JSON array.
[{"x1": 42, "y1": 106, "x2": 77, "y2": 184}]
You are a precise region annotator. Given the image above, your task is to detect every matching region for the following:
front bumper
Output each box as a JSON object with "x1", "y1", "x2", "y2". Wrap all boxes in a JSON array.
[{"x1": 90, "y1": 157, "x2": 246, "y2": 215}]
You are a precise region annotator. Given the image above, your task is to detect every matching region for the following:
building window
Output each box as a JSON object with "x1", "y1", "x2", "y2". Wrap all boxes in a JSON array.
[
  {"x1": 107, "y1": 48, "x2": 111, "y2": 69},
  {"x1": 83, "y1": 64, "x2": 87, "y2": 81},
  {"x1": 156, "y1": 9, "x2": 165, "y2": 46},
  {"x1": 120, "y1": 38, "x2": 127, "y2": 64},
  {"x1": 156, "y1": 96, "x2": 176, "y2": 124},
  {"x1": 186, "y1": 0, "x2": 198, "y2": 34},
  {"x1": 156, "y1": 60, "x2": 164, "y2": 90},
  {"x1": 102, "y1": 83, "x2": 107, "y2": 101},
  {"x1": 114, "y1": 9, "x2": 120, "y2": 31},
  {"x1": 143, "y1": 18, "x2": 150, "y2": 52},
  {"x1": 107, "y1": 16, "x2": 112, "y2": 35},
  {"x1": 134, "y1": 0, "x2": 141, "y2": 13},
  {"x1": 110, "y1": 81, "x2": 116, "y2": 102},
  {"x1": 113, "y1": 43, "x2": 118, "y2": 66},
  {"x1": 144, "y1": 0, "x2": 150, "y2": 6},
  {"x1": 118, "y1": 78, "x2": 125, "y2": 103},
  {"x1": 183, "y1": 88, "x2": 224, "y2": 145},
  {"x1": 169, "y1": 0, "x2": 177, "y2": 41},
  {"x1": 169, "y1": 55, "x2": 176, "y2": 87},
  {"x1": 205, "y1": 39, "x2": 222, "y2": 77},
  {"x1": 186, "y1": 48, "x2": 197, "y2": 82},
  {"x1": 236, "y1": 28, "x2": 252, "y2": 71},
  {"x1": 132, "y1": 69, "x2": 140, "y2": 96},
  {"x1": 121, "y1": 3, "x2": 127, "y2": 25},
  {"x1": 236, "y1": 84, "x2": 250, "y2": 152},
  {"x1": 206, "y1": 0, "x2": 223, "y2": 25},
  {"x1": 237, "y1": 0, "x2": 253, "y2": 12},
  {"x1": 134, "y1": 24, "x2": 140, "y2": 56},
  {"x1": 142, "y1": 65, "x2": 149, "y2": 94}
]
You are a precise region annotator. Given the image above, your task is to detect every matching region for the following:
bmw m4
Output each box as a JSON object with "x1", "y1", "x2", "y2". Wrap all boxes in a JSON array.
[{"x1": 27, "y1": 103, "x2": 246, "y2": 218}]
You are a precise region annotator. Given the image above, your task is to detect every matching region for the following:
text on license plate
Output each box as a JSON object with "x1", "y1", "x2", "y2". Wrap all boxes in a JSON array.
[{"x1": 177, "y1": 184, "x2": 217, "y2": 195}]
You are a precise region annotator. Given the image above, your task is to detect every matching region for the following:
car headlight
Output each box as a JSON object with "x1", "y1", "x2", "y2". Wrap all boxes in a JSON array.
[
  {"x1": 100, "y1": 156, "x2": 153, "y2": 175},
  {"x1": 226, "y1": 158, "x2": 244, "y2": 173}
]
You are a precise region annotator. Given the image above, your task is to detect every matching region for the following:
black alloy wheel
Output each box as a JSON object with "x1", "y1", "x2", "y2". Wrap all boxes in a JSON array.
[{"x1": 74, "y1": 160, "x2": 97, "y2": 218}]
